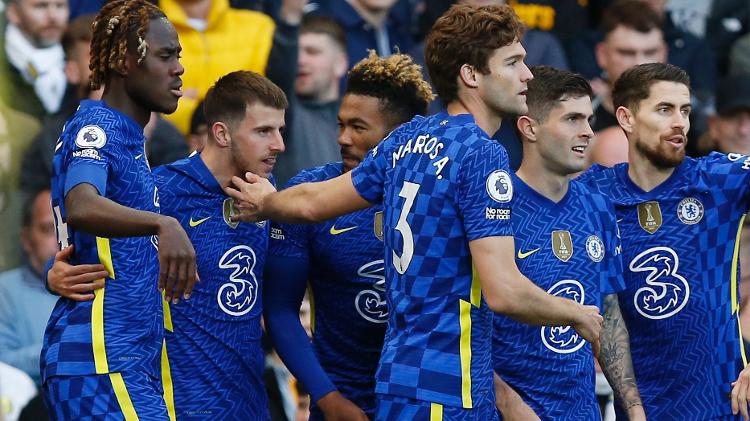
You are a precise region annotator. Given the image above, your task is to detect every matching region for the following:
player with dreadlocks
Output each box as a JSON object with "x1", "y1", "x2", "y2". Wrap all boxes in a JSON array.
[
  {"x1": 264, "y1": 51, "x2": 433, "y2": 421},
  {"x1": 41, "y1": 0, "x2": 195, "y2": 418}
]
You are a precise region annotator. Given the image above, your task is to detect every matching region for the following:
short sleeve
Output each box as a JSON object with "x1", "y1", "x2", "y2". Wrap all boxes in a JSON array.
[
  {"x1": 63, "y1": 124, "x2": 118, "y2": 196},
  {"x1": 457, "y1": 142, "x2": 514, "y2": 240},
  {"x1": 351, "y1": 137, "x2": 389, "y2": 204}
]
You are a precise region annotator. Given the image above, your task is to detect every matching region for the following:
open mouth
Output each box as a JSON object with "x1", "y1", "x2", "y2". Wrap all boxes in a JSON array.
[
  {"x1": 665, "y1": 135, "x2": 685, "y2": 147},
  {"x1": 571, "y1": 145, "x2": 587, "y2": 155}
]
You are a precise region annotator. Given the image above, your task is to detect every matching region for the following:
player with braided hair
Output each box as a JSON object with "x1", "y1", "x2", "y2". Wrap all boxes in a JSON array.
[
  {"x1": 41, "y1": 0, "x2": 195, "y2": 418},
  {"x1": 264, "y1": 51, "x2": 433, "y2": 421}
]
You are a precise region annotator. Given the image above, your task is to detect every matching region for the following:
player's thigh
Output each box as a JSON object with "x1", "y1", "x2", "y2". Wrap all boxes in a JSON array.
[
  {"x1": 44, "y1": 371, "x2": 169, "y2": 420},
  {"x1": 375, "y1": 394, "x2": 499, "y2": 421}
]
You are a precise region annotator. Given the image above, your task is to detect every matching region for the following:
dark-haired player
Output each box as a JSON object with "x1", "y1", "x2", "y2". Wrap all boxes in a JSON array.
[
  {"x1": 492, "y1": 66, "x2": 644, "y2": 421},
  {"x1": 227, "y1": 5, "x2": 602, "y2": 418},
  {"x1": 41, "y1": 0, "x2": 196, "y2": 418},
  {"x1": 579, "y1": 62, "x2": 750, "y2": 420},
  {"x1": 264, "y1": 51, "x2": 433, "y2": 421}
]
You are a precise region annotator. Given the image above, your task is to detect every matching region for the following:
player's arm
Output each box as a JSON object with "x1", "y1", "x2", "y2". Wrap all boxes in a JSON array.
[
  {"x1": 263, "y1": 255, "x2": 367, "y2": 421},
  {"x1": 597, "y1": 293, "x2": 646, "y2": 421},
  {"x1": 493, "y1": 372, "x2": 540, "y2": 421},
  {"x1": 469, "y1": 236, "x2": 603, "y2": 355},
  {"x1": 65, "y1": 183, "x2": 197, "y2": 302},
  {"x1": 225, "y1": 171, "x2": 371, "y2": 223}
]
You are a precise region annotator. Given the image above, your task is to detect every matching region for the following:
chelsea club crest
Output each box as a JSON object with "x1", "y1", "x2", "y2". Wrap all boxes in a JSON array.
[{"x1": 677, "y1": 197, "x2": 704, "y2": 225}]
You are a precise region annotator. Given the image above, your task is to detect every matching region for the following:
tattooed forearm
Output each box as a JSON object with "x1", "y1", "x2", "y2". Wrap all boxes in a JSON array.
[{"x1": 598, "y1": 294, "x2": 643, "y2": 411}]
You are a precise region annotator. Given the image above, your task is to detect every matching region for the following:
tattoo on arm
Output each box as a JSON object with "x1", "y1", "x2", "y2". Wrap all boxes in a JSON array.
[{"x1": 598, "y1": 294, "x2": 643, "y2": 411}]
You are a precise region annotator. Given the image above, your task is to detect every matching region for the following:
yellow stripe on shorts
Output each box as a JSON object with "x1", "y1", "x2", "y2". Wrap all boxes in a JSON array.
[{"x1": 109, "y1": 372, "x2": 139, "y2": 421}]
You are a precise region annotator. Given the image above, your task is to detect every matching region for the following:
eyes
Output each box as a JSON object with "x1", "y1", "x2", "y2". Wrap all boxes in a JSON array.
[{"x1": 656, "y1": 107, "x2": 691, "y2": 117}]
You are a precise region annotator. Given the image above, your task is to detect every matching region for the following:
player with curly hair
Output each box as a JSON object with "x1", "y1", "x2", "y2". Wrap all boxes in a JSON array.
[
  {"x1": 41, "y1": 0, "x2": 196, "y2": 418},
  {"x1": 264, "y1": 51, "x2": 433, "y2": 421}
]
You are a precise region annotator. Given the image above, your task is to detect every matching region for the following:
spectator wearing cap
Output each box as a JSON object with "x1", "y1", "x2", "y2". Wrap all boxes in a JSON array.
[{"x1": 697, "y1": 74, "x2": 750, "y2": 155}]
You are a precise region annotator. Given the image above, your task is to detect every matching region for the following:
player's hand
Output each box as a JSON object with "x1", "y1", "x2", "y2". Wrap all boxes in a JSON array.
[
  {"x1": 495, "y1": 377, "x2": 539, "y2": 421},
  {"x1": 317, "y1": 391, "x2": 369, "y2": 421},
  {"x1": 732, "y1": 364, "x2": 750, "y2": 420},
  {"x1": 224, "y1": 172, "x2": 277, "y2": 222},
  {"x1": 156, "y1": 217, "x2": 197, "y2": 304},
  {"x1": 48, "y1": 245, "x2": 107, "y2": 301},
  {"x1": 572, "y1": 304, "x2": 604, "y2": 357}
]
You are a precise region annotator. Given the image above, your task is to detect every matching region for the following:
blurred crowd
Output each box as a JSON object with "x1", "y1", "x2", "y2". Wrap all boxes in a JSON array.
[{"x1": 1, "y1": 0, "x2": 750, "y2": 420}]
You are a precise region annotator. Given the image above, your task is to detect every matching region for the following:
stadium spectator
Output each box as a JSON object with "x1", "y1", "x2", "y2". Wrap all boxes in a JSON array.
[
  {"x1": 2, "y1": 0, "x2": 69, "y2": 118},
  {"x1": 697, "y1": 74, "x2": 750, "y2": 155},
  {"x1": 730, "y1": 31, "x2": 750, "y2": 76},
  {"x1": 706, "y1": 0, "x2": 750, "y2": 75},
  {"x1": 0, "y1": 100, "x2": 41, "y2": 272},
  {"x1": 0, "y1": 190, "x2": 58, "y2": 385},
  {"x1": 274, "y1": 15, "x2": 348, "y2": 186},
  {"x1": 159, "y1": 0, "x2": 304, "y2": 135},
  {"x1": 309, "y1": 0, "x2": 413, "y2": 67},
  {"x1": 581, "y1": 1, "x2": 667, "y2": 167}
]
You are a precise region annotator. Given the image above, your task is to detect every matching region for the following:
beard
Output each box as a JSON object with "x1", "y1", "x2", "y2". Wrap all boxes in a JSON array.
[{"x1": 635, "y1": 136, "x2": 686, "y2": 169}]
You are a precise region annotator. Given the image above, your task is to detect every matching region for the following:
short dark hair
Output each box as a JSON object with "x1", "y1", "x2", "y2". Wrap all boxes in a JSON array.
[
  {"x1": 62, "y1": 14, "x2": 95, "y2": 58},
  {"x1": 526, "y1": 66, "x2": 592, "y2": 122},
  {"x1": 299, "y1": 15, "x2": 346, "y2": 52},
  {"x1": 601, "y1": 0, "x2": 662, "y2": 37},
  {"x1": 425, "y1": 4, "x2": 525, "y2": 105},
  {"x1": 204, "y1": 71, "x2": 288, "y2": 127},
  {"x1": 613, "y1": 63, "x2": 690, "y2": 112},
  {"x1": 345, "y1": 51, "x2": 434, "y2": 129}
]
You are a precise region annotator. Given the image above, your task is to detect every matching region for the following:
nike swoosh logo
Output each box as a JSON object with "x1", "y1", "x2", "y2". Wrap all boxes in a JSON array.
[
  {"x1": 135, "y1": 154, "x2": 143, "y2": 160},
  {"x1": 189, "y1": 216, "x2": 210, "y2": 227},
  {"x1": 330, "y1": 225, "x2": 357, "y2": 235},
  {"x1": 517, "y1": 248, "x2": 540, "y2": 259}
]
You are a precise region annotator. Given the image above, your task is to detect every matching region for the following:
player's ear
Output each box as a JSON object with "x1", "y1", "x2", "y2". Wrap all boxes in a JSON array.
[
  {"x1": 212, "y1": 121, "x2": 231, "y2": 147},
  {"x1": 517, "y1": 115, "x2": 537, "y2": 142},
  {"x1": 458, "y1": 64, "x2": 480, "y2": 89},
  {"x1": 615, "y1": 106, "x2": 634, "y2": 134}
]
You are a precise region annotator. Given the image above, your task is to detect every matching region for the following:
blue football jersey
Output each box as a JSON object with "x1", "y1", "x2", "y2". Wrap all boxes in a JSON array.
[
  {"x1": 42, "y1": 100, "x2": 162, "y2": 381},
  {"x1": 578, "y1": 152, "x2": 750, "y2": 420},
  {"x1": 493, "y1": 175, "x2": 625, "y2": 421},
  {"x1": 350, "y1": 112, "x2": 514, "y2": 409},
  {"x1": 269, "y1": 162, "x2": 386, "y2": 418},
  {"x1": 154, "y1": 154, "x2": 269, "y2": 420}
]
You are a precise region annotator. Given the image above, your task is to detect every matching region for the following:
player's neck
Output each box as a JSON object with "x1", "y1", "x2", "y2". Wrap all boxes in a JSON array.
[
  {"x1": 626, "y1": 153, "x2": 676, "y2": 192},
  {"x1": 516, "y1": 161, "x2": 569, "y2": 203},
  {"x1": 101, "y1": 86, "x2": 151, "y2": 127},
  {"x1": 447, "y1": 97, "x2": 502, "y2": 138},
  {"x1": 199, "y1": 146, "x2": 233, "y2": 188}
]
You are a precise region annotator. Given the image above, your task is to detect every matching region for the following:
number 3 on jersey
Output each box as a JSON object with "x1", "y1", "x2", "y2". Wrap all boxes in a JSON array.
[{"x1": 393, "y1": 182, "x2": 419, "y2": 274}]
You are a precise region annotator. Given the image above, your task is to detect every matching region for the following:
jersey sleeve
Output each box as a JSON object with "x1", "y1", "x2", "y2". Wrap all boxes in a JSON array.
[
  {"x1": 62, "y1": 123, "x2": 121, "y2": 197},
  {"x1": 350, "y1": 134, "x2": 392, "y2": 204},
  {"x1": 456, "y1": 141, "x2": 514, "y2": 240},
  {"x1": 701, "y1": 152, "x2": 750, "y2": 210}
]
